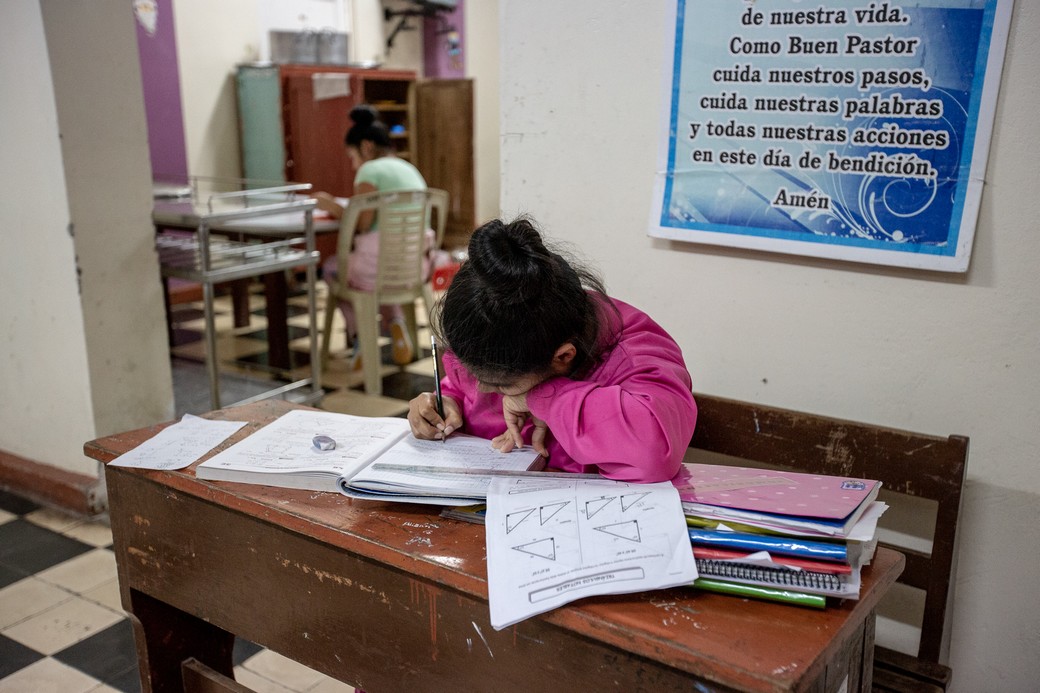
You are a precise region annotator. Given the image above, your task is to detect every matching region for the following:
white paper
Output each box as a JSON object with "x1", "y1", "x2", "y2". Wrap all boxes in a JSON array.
[
  {"x1": 197, "y1": 409, "x2": 410, "y2": 479},
  {"x1": 350, "y1": 435, "x2": 540, "y2": 495},
  {"x1": 485, "y1": 478, "x2": 697, "y2": 630},
  {"x1": 109, "y1": 414, "x2": 247, "y2": 470},
  {"x1": 312, "y1": 73, "x2": 351, "y2": 101}
]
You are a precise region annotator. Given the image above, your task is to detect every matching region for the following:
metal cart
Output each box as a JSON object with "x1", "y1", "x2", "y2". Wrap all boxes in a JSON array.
[{"x1": 153, "y1": 178, "x2": 325, "y2": 410}]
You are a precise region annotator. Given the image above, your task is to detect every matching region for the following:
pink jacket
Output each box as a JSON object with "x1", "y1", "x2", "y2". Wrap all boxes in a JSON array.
[{"x1": 439, "y1": 298, "x2": 697, "y2": 483}]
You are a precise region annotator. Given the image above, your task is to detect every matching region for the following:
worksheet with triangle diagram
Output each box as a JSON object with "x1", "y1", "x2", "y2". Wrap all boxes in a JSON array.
[{"x1": 484, "y1": 477, "x2": 696, "y2": 630}]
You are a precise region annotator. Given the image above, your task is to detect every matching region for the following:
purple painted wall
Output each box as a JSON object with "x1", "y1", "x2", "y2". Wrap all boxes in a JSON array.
[
  {"x1": 134, "y1": 0, "x2": 188, "y2": 178},
  {"x1": 423, "y1": 1, "x2": 465, "y2": 79}
]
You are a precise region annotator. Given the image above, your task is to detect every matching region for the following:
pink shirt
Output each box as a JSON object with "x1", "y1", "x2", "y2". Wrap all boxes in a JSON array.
[{"x1": 439, "y1": 298, "x2": 697, "y2": 483}]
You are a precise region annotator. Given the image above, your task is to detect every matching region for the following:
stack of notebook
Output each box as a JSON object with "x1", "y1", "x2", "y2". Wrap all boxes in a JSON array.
[{"x1": 673, "y1": 463, "x2": 885, "y2": 608}]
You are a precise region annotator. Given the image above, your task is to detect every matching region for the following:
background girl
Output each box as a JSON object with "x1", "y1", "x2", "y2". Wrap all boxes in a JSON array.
[{"x1": 314, "y1": 103, "x2": 427, "y2": 366}]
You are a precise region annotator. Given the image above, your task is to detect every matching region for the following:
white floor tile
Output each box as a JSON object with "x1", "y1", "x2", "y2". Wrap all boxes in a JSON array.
[
  {"x1": 80, "y1": 578, "x2": 123, "y2": 613},
  {"x1": 242, "y1": 649, "x2": 327, "y2": 692},
  {"x1": 37, "y1": 548, "x2": 117, "y2": 594},
  {"x1": 0, "y1": 657, "x2": 100, "y2": 693},
  {"x1": 404, "y1": 355, "x2": 437, "y2": 376},
  {"x1": 85, "y1": 683, "x2": 122, "y2": 693},
  {"x1": 233, "y1": 666, "x2": 296, "y2": 693},
  {"x1": 2, "y1": 594, "x2": 124, "y2": 655},
  {"x1": 0, "y1": 577, "x2": 73, "y2": 629},
  {"x1": 319, "y1": 390, "x2": 410, "y2": 418},
  {"x1": 61, "y1": 519, "x2": 113, "y2": 548},
  {"x1": 23, "y1": 507, "x2": 83, "y2": 534}
]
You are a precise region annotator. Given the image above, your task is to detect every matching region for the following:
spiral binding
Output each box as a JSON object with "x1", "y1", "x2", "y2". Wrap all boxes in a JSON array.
[{"x1": 695, "y1": 559, "x2": 845, "y2": 592}]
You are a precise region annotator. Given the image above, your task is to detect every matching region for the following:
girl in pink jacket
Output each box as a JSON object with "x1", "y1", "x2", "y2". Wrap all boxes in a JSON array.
[{"x1": 407, "y1": 217, "x2": 697, "y2": 483}]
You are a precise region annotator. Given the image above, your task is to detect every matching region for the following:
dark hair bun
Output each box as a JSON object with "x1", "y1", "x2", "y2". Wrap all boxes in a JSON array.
[
  {"x1": 349, "y1": 104, "x2": 379, "y2": 127},
  {"x1": 440, "y1": 215, "x2": 615, "y2": 378},
  {"x1": 468, "y1": 218, "x2": 554, "y2": 307}
]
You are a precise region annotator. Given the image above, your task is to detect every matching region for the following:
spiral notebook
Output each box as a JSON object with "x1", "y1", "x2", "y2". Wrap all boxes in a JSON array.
[{"x1": 694, "y1": 558, "x2": 861, "y2": 599}]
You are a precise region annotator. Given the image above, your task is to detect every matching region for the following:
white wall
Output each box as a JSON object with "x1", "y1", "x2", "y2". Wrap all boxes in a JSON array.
[
  {"x1": 0, "y1": 0, "x2": 172, "y2": 478},
  {"x1": 41, "y1": 0, "x2": 174, "y2": 442},
  {"x1": 0, "y1": 1, "x2": 96, "y2": 473},
  {"x1": 175, "y1": 0, "x2": 424, "y2": 179},
  {"x1": 499, "y1": 1, "x2": 1039, "y2": 691},
  {"x1": 353, "y1": 0, "x2": 423, "y2": 70},
  {"x1": 465, "y1": 0, "x2": 501, "y2": 224},
  {"x1": 174, "y1": 0, "x2": 260, "y2": 179}
]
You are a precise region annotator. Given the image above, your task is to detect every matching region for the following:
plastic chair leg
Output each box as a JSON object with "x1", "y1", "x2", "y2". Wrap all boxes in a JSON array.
[
  {"x1": 421, "y1": 284, "x2": 437, "y2": 339},
  {"x1": 401, "y1": 302, "x2": 420, "y2": 360},
  {"x1": 354, "y1": 295, "x2": 382, "y2": 396},
  {"x1": 320, "y1": 291, "x2": 337, "y2": 368}
]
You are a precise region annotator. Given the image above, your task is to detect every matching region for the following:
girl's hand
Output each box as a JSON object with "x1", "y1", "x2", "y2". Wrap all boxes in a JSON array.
[
  {"x1": 407, "y1": 393, "x2": 462, "y2": 441},
  {"x1": 496, "y1": 393, "x2": 550, "y2": 457},
  {"x1": 311, "y1": 191, "x2": 344, "y2": 218}
]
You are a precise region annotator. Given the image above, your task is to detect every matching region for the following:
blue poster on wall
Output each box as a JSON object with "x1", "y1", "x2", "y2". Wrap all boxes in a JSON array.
[{"x1": 649, "y1": 0, "x2": 1014, "y2": 271}]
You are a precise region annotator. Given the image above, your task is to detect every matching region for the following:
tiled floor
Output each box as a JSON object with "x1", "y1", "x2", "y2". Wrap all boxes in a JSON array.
[
  {"x1": 0, "y1": 491, "x2": 358, "y2": 693},
  {"x1": 0, "y1": 282, "x2": 436, "y2": 692},
  {"x1": 168, "y1": 281, "x2": 438, "y2": 420}
]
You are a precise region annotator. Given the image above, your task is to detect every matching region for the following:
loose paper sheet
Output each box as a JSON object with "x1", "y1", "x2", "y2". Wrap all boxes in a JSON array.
[
  {"x1": 485, "y1": 477, "x2": 697, "y2": 630},
  {"x1": 109, "y1": 414, "x2": 246, "y2": 470},
  {"x1": 198, "y1": 409, "x2": 410, "y2": 478}
]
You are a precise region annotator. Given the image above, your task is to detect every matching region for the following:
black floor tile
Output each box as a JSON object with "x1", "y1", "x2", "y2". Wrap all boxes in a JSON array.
[
  {"x1": 250, "y1": 303, "x2": 309, "y2": 319},
  {"x1": 169, "y1": 327, "x2": 203, "y2": 347},
  {"x1": 169, "y1": 306, "x2": 206, "y2": 324},
  {"x1": 241, "y1": 324, "x2": 311, "y2": 342},
  {"x1": 54, "y1": 618, "x2": 139, "y2": 687},
  {"x1": 0, "y1": 634, "x2": 44, "y2": 679},
  {"x1": 0, "y1": 562, "x2": 24, "y2": 590},
  {"x1": 106, "y1": 664, "x2": 144, "y2": 693},
  {"x1": 171, "y1": 357, "x2": 289, "y2": 418},
  {"x1": 235, "y1": 349, "x2": 312, "y2": 372},
  {"x1": 0, "y1": 519, "x2": 93, "y2": 577},
  {"x1": 0, "y1": 488, "x2": 41, "y2": 515},
  {"x1": 370, "y1": 371, "x2": 435, "y2": 401},
  {"x1": 233, "y1": 637, "x2": 264, "y2": 666}
]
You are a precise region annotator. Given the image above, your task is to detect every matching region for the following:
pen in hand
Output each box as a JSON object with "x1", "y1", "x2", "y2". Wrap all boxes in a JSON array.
[{"x1": 430, "y1": 335, "x2": 446, "y2": 443}]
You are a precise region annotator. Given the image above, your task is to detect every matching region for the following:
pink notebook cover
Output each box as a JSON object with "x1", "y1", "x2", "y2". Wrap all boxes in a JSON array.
[{"x1": 672, "y1": 463, "x2": 880, "y2": 521}]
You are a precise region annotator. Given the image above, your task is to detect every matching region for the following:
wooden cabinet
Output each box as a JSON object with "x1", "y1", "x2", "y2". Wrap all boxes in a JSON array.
[
  {"x1": 412, "y1": 79, "x2": 474, "y2": 249},
  {"x1": 236, "y1": 64, "x2": 475, "y2": 253}
]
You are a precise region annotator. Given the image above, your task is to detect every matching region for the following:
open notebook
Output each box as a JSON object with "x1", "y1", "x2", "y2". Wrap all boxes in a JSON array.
[{"x1": 195, "y1": 410, "x2": 542, "y2": 505}]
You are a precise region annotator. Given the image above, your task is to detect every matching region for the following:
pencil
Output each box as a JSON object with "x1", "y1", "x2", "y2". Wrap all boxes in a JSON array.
[{"x1": 430, "y1": 335, "x2": 445, "y2": 442}]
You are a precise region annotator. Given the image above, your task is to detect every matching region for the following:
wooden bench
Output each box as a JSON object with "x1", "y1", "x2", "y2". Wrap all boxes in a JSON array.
[{"x1": 685, "y1": 393, "x2": 969, "y2": 692}]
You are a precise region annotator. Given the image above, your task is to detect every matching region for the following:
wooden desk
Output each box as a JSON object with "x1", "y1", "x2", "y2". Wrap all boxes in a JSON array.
[{"x1": 86, "y1": 400, "x2": 904, "y2": 693}]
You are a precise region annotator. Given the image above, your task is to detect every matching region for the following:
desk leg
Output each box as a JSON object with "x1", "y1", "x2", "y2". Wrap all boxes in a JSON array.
[
  {"x1": 230, "y1": 279, "x2": 252, "y2": 329},
  {"x1": 263, "y1": 271, "x2": 290, "y2": 371},
  {"x1": 126, "y1": 588, "x2": 235, "y2": 693}
]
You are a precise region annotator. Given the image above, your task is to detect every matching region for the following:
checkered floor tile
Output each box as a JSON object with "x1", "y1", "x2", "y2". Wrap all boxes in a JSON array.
[
  {"x1": 0, "y1": 493, "x2": 359, "y2": 693},
  {"x1": 0, "y1": 282, "x2": 438, "y2": 691},
  {"x1": 169, "y1": 283, "x2": 436, "y2": 420}
]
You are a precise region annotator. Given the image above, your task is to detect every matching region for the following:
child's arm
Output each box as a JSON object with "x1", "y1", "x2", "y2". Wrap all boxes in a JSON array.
[
  {"x1": 528, "y1": 374, "x2": 696, "y2": 482},
  {"x1": 526, "y1": 328, "x2": 697, "y2": 483},
  {"x1": 311, "y1": 192, "x2": 344, "y2": 219}
]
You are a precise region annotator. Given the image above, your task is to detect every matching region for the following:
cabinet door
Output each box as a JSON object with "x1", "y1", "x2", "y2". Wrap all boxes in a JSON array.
[
  {"x1": 236, "y1": 65, "x2": 285, "y2": 183},
  {"x1": 282, "y1": 72, "x2": 362, "y2": 197},
  {"x1": 414, "y1": 79, "x2": 475, "y2": 248}
]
